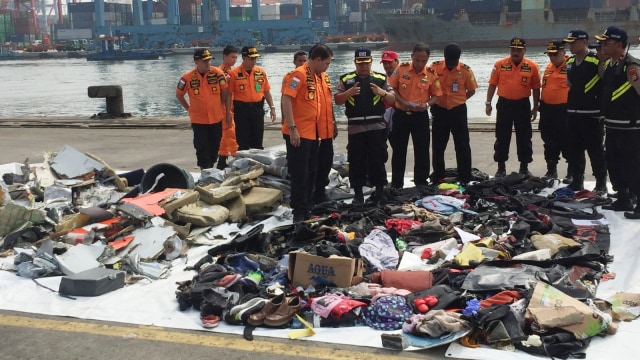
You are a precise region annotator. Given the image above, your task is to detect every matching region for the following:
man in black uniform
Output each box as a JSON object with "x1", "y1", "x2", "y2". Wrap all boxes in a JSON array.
[
  {"x1": 335, "y1": 47, "x2": 395, "y2": 203},
  {"x1": 563, "y1": 30, "x2": 608, "y2": 193},
  {"x1": 596, "y1": 26, "x2": 640, "y2": 218}
]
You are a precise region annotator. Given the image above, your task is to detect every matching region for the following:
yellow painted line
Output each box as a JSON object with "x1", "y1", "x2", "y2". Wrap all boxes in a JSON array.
[{"x1": 0, "y1": 314, "x2": 407, "y2": 359}]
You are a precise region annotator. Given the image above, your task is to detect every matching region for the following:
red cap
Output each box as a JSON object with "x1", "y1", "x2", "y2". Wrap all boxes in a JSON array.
[{"x1": 380, "y1": 51, "x2": 398, "y2": 62}]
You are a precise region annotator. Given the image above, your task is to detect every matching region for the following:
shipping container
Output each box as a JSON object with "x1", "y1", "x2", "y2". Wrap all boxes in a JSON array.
[
  {"x1": 345, "y1": 0, "x2": 360, "y2": 12},
  {"x1": 549, "y1": 0, "x2": 590, "y2": 9},
  {"x1": 312, "y1": 0, "x2": 330, "y2": 19},
  {"x1": 229, "y1": 6, "x2": 253, "y2": 18},
  {"x1": 504, "y1": 0, "x2": 521, "y2": 11},
  {"x1": 466, "y1": 0, "x2": 504, "y2": 13},
  {"x1": 603, "y1": 0, "x2": 632, "y2": 8},
  {"x1": 280, "y1": 3, "x2": 302, "y2": 16},
  {"x1": 378, "y1": 0, "x2": 403, "y2": 9},
  {"x1": 68, "y1": 3, "x2": 95, "y2": 14}
]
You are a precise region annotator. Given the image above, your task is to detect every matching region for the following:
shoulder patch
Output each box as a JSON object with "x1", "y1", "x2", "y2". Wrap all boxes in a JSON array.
[
  {"x1": 629, "y1": 67, "x2": 639, "y2": 82},
  {"x1": 463, "y1": 64, "x2": 471, "y2": 70},
  {"x1": 400, "y1": 62, "x2": 411, "y2": 67},
  {"x1": 177, "y1": 78, "x2": 186, "y2": 90},
  {"x1": 432, "y1": 60, "x2": 442, "y2": 65},
  {"x1": 289, "y1": 76, "x2": 301, "y2": 89},
  {"x1": 427, "y1": 67, "x2": 436, "y2": 74}
]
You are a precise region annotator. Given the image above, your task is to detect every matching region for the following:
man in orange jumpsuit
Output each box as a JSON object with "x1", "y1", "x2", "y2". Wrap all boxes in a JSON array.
[
  {"x1": 176, "y1": 48, "x2": 228, "y2": 170},
  {"x1": 226, "y1": 46, "x2": 276, "y2": 150},
  {"x1": 281, "y1": 44, "x2": 334, "y2": 222}
]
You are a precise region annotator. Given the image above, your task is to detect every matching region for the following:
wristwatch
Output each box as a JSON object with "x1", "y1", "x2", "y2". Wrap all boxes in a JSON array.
[
  {"x1": 485, "y1": 101, "x2": 491, "y2": 105},
  {"x1": 288, "y1": 124, "x2": 296, "y2": 130}
]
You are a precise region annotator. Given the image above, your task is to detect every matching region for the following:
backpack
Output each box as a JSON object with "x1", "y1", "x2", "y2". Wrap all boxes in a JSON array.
[{"x1": 362, "y1": 295, "x2": 413, "y2": 330}]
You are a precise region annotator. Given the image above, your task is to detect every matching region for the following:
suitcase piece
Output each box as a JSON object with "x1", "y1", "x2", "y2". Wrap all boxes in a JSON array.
[
  {"x1": 243, "y1": 187, "x2": 283, "y2": 215},
  {"x1": 176, "y1": 202, "x2": 229, "y2": 226},
  {"x1": 59, "y1": 268, "x2": 126, "y2": 296}
]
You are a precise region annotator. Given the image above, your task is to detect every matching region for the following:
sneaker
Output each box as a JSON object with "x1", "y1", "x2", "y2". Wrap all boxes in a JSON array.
[
  {"x1": 214, "y1": 273, "x2": 241, "y2": 288},
  {"x1": 242, "y1": 269, "x2": 264, "y2": 286},
  {"x1": 201, "y1": 314, "x2": 220, "y2": 328},
  {"x1": 225, "y1": 253, "x2": 260, "y2": 275}
]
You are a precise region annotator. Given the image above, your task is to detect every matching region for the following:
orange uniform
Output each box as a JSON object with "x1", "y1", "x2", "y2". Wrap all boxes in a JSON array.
[
  {"x1": 228, "y1": 64, "x2": 272, "y2": 102},
  {"x1": 218, "y1": 62, "x2": 238, "y2": 157},
  {"x1": 389, "y1": 62, "x2": 442, "y2": 107},
  {"x1": 430, "y1": 60, "x2": 478, "y2": 109},
  {"x1": 281, "y1": 70, "x2": 294, "y2": 136},
  {"x1": 281, "y1": 63, "x2": 332, "y2": 140},
  {"x1": 541, "y1": 56, "x2": 569, "y2": 105},
  {"x1": 489, "y1": 56, "x2": 541, "y2": 100},
  {"x1": 176, "y1": 66, "x2": 227, "y2": 124}
]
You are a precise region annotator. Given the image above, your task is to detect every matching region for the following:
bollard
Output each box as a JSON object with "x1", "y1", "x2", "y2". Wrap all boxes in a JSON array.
[{"x1": 88, "y1": 85, "x2": 125, "y2": 117}]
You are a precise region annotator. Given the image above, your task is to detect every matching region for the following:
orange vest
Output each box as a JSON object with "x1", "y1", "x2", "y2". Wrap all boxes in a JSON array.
[
  {"x1": 176, "y1": 66, "x2": 227, "y2": 124},
  {"x1": 541, "y1": 57, "x2": 569, "y2": 105},
  {"x1": 431, "y1": 60, "x2": 478, "y2": 109},
  {"x1": 389, "y1": 62, "x2": 442, "y2": 106},
  {"x1": 228, "y1": 64, "x2": 271, "y2": 103},
  {"x1": 489, "y1": 56, "x2": 541, "y2": 100},
  {"x1": 282, "y1": 63, "x2": 331, "y2": 140}
]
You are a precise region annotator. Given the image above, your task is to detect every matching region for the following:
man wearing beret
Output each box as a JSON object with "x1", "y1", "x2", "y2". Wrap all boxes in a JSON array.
[
  {"x1": 485, "y1": 38, "x2": 541, "y2": 177},
  {"x1": 176, "y1": 48, "x2": 229, "y2": 170}
]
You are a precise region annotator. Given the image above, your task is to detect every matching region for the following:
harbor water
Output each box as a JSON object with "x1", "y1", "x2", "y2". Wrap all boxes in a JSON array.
[{"x1": 2, "y1": 47, "x2": 639, "y2": 120}]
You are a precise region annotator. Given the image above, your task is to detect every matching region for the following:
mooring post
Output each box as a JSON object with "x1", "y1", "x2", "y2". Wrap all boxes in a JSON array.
[{"x1": 88, "y1": 85, "x2": 124, "y2": 117}]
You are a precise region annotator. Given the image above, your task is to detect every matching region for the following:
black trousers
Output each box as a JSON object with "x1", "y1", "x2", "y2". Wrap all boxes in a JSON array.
[
  {"x1": 191, "y1": 122, "x2": 222, "y2": 169},
  {"x1": 605, "y1": 128, "x2": 640, "y2": 195},
  {"x1": 234, "y1": 100, "x2": 265, "y2": 150},
  {"x1": 538, "y1": 102, "x2": 568, "y2": 167},
  {"x1": 347, "y1": 128, "x2": 388, "y2": 189},
  {"x1": 494, "y1": 97, "x2": 532, "y2": 164},
  {"x1": 389, "y1": 110, "x2": 430, "y2": 188},
  {"x1": 314, "y1": 138, "x2": 334, "y2": 204},
  {"x1": 284, "y1": 135, "x2": 319, "y2": 217},
  {"x1": 566, "y1": 113, "x2": 607, "y2": 181},
  {"x1": 430, "y1": 104, "x2": 472, "y2": 182}
]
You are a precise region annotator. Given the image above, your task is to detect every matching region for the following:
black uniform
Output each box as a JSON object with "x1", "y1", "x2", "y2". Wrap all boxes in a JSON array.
[
  {"x1": 601, "y1": 54, "x2": 640, "y2": 212},
  {"x1": 565, "y1": 52, "x2": 607, "y2": 187},
  {"x1": 338, "y1": 70, "x2": 389, "y2": 193}
]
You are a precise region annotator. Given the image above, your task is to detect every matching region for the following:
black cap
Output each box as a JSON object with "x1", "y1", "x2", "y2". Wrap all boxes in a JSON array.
[
  {"x1": 563, "y1": 30, "x2": 589, "y2": 43},
  {"x1": 193, "y1": 48, "x2": 213, "y2": 61},
  {"x1": 444, "y1": 43, "x2": 461, "y2": 67},
  {"x1": 588, "y1": 40, "x2": 603, "y2": 49},
  {"x1": 241, "y1": 46, "x2": 260, "y2": 58},
  {"x1": 544, "y1": 40, "x2": 565, "y2": 54},
  {"x1": 354, "y1": 47, "x2": 372, "y2": 63},
  {"x1": 509, "y1": 37, "x2": 526, "y2": 48},
  {"x1": 595, "y1": 26, "x2": 628, "y2": 44}
]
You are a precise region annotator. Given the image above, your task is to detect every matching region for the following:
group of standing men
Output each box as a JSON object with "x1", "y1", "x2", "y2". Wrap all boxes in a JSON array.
[
  {"x1": 485, "y1": 26, "x2": 640, "y2": 219},
  {"x1": 176, "y1": 25, "x2": 640, "y2": 221}
]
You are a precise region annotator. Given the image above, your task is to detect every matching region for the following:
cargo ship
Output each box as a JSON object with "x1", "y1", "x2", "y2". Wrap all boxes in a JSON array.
[{"x1": 368, "y1": 0, "x2": 640, "y2": 49}]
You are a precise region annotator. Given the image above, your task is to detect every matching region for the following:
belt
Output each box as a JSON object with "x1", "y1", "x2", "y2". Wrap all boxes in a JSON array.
[
  {"x1": 567, "y1": 109, "x2": 600, "y2": 114},
  {"x1": 404, "y1": 110, "x2": 427, "y2": 116},
  {"x1": 347, "y1": 115, "x2": 384, "y2": 125},
  {"x1": 233, "y1": 100, "x2": 263, "y2": 108}
]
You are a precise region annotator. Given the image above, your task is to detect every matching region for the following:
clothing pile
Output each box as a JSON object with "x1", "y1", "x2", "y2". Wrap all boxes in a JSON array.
[{"x1": 1, "y1": 145, "x2": 637, "y2": 358}]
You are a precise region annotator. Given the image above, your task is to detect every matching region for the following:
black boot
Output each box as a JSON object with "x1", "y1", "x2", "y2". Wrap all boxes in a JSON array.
[
  {"x1": 593, "y1": 177, "x2": 608, "y2": 194},
  {"x1": 562, "y1": 164, "x2": 573, "y2": 184},
  {"x1": 371, "y1": 185, "x2": 385, "y2": 202},
  {"x1": 603, "y1": 189, "x2": 633, "y2": 211},
  {"x1": 216, "y1": 156, "x2": 228, "y2": 170},
  {"x1": 353, "y1": 187, "x2": 364, "y2": 205},
  {"x1": 624, "y1": 203, "x2": 640, "y2": 219},
  {"x1": 544, "y1": 162, "x2": 558, "y2": 179},
  {"x1": 495, "y1": 162, "x2": 506, "y2": 178},
  {"x1": 568, "y1": 175, "x2": 584, "y2": 191},
  {"x1": 519, "y1": 162, "x2": 533, "y2": 177}
]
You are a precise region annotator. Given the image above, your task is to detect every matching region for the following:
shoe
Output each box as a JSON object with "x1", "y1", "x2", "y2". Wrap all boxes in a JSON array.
[
  {"x1": 495, "y1": 162, "x2": 506, "y2": 178},
  {"x1": 568, "y1": 176, "x2": 584, "y2": 191},
  {"x1": 247, "y1": 293, "x2": 285, "y2": 326},
  {"x1": 264, "y1": 296, "x2": 303, "y2": 327},
  {"x1": 593, "y1": 180, "x2": 608, "y2": 195},
  {"x1": 624, "y1": 205, "x2": 640, "y2": 219},
  {"x1": 214, "y1": 273, "x2": 241, "y2": 288},
  {"x1": 562, "y1": 174, "x2": 573, "y2": 185},
  {"x1": 216, "y1": 156, "x2": 228, "y2": 170},
  {"x1": 519, "y1": 163, "x2": 532, "y2": 177},
  {"x1": 602, "y1": 198, "x2": 634, "y2": 211},
  {"x1": 352, "y1": 193, "x2": 364, "y2": 205},
  {"x1": 201, "y1": 314, "x2": 220, "y2": 328},
  {"x1": 242, "y1": 269, "x2": 264, "y2": 286},
  {"x1": 224, "y1": 253, "x2": 260, "y2": 275},
  {"x1": 544, "y1": 169, "x2": 557, "y2": 179},
  {"x1": 229, "y1": 297, "x2": 268, "y2": 321}
]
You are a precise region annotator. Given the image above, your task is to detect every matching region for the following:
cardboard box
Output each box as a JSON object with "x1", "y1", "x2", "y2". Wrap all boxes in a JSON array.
[
  {"x1": 288, "y1": 251, "x2": 363, "y2": 288},
  {"x1": 526, "y1": 282, "x2": 609, "y2": 339}
]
